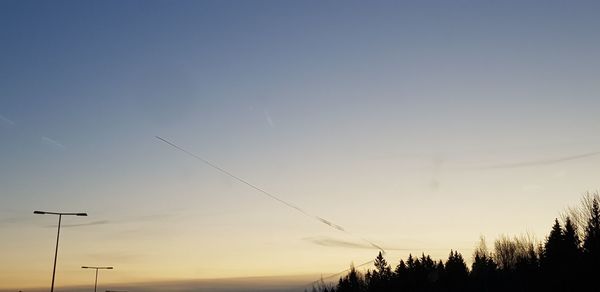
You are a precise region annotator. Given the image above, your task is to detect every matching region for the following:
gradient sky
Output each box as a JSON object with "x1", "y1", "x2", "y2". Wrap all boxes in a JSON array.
[{"x1": 1, "y1": 0, "x2": 600, "y2": 290}]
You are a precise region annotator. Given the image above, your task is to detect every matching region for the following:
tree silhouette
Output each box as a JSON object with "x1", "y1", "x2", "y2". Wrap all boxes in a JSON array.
[
  {"x1": 541, "y1": 219, "x2": 565, "y2": 290},
  {"x1": 337, "y1": 264, "x2": 365, "y2": 292},
  {"x1": 561, "y1": 217, "x2": 582, "y2": 290},
  {"x1": 562, "y1": 191, "x2": 600, "y2": 239},
  {"x1": 392, "y1": 259, "x2": 407, "y2": 291},
  {"x1": 582, "y1": 198, "x2": 600, "y2": 258},
  {"x1": 493, "y1": 235, "x2": 519, "y2": 271},
  {"x1": 444, "y1": 250, "x2": 468, "y2": 291},
  {"x1": 368, "y1": 251, "x2": 391, "y2": 292},
  {"x1": 582, "y1": 197, "x2": 600, "y2": 287},
  {"x1": 323, "y1": 194, "x2": 600, "y2": 292},
  {"x1": 471, "y1": 237, "x2": 497, "y2": 291}
]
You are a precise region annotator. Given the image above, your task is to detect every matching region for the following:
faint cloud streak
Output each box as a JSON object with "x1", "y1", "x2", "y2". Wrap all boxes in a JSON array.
[
  {"x1": 264, "y1": 109, "x2": 275, "y2": 128},
  {"x1": 41, "y1": 136, "x2": 66, "y2": 150},
  {"x1": 0, "y1": 114, "x2": 15, "y2": 126},
  {"x1": 478, "y1": 151, "x2": 600, "y2": 169},
  {"x1": 45, "y1": 220, "x2": 110, "y2": 228},
  {"x1": 522, "y1": 184, "x2": 543, "y2": 192},
  {"x1": 303, "y1": 236, "x2": 409, "y2": 251},
  {"x1": 86, "y1": 251, "x2": 143, "y2": 262},
  {"x1": 0, "y1": 215, "x2": 35, "y2": 225},
  {"x1": 43, "y1": 213, "x2": 177, "y2": 228},
  {"x1": 553, "y1": 170, "x2": 567, "y2": 178}
]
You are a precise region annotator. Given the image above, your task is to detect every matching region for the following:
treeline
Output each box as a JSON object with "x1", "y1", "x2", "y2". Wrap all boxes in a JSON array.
[{"x1": 310, "y1": 193, "x2": 600, "y2": 292}]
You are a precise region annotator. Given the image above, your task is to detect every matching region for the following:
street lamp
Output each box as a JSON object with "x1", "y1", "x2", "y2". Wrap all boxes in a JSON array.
[
  {"x1": 82, "y1": 266, "x2": 113, "y2": 292},
  {"x1": 34, "y1": 211, "x2": 87, "y2": 292}
]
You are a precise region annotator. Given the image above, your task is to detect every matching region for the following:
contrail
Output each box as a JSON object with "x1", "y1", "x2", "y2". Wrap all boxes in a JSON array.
[
  {"x1": 0, "y1": 114, "x2": 15, "y2": 126},
  {"x1": 155, "y1": 136, "x2": 384, "y2": 253},
  {"x1": 304, "y1": 236, "x2": 433, "y2": 251},
  {"x1": 478, "y1": 151, "x2": 600, "y2": 169},
  {"x1": 46, "y1": 220, "x2": 110, "y2": 228},
  {"x1": 304, "y1": 236, "x2": 471, "y2": 252},
  {"x1": 41, "y1": 136, "x2": 66, "y2": 150},
  {"x1": 305, "y1": 259, "x2": 375, "y2": 288}
]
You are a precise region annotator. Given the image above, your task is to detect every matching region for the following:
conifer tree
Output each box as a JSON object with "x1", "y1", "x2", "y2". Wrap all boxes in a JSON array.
[
  {"x1": 373, "y1": 251, "x2": 391, "y2": 280},
  {"x1": 542, "y1": 219, "x2": 567, "y2": 290},
  {"x1": 368, "y1": 252, "x2": 391, "y2": 292},
  {"x1": 582, "y1": 198, "x2": 600, "y2": 288},
  {"x1": 445, "y1": 250, "x2": 468, "y2": 291},
  {"x1": 563, "y1": 217, "x2": 582, "y2": 266},
  {"x1": 583, "y1": 198, "x2": 600, "y2": 260},
  {"x1": 543, "y1": 219, "x2": 563, "y2": 267}
]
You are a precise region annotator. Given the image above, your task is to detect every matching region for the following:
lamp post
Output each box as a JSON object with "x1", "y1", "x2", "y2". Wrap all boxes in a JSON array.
[
  {"x1": 82, "y1": 266, "x2": 113, "y2": 292},
  {"x1": 34, "y1": 211, "x2": 87, "y2": 292}
]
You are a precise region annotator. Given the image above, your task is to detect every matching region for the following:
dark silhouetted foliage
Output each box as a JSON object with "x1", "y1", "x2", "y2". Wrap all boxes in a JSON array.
[{"x1": 311, "y1": 194, "x2": 600, "y2": 292}]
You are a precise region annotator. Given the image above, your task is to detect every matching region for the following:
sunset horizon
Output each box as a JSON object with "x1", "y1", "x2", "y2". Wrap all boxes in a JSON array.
[{"x1": 2, "y1": 1, "x2": 600, "y2": 291}]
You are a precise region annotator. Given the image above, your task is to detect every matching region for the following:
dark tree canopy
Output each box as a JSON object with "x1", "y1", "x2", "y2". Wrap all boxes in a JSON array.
[{"x1": 315, "y1": 194, "x2": 599, "y2": 292}]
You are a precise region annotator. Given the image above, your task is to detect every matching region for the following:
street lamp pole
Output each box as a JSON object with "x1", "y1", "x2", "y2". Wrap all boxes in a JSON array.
[
  {"x1": 34, "y1": 211, "x2": 87, "y2": 292},
  {"x1": 82, "y1": 266, "x2": 113, "y2": 292}
]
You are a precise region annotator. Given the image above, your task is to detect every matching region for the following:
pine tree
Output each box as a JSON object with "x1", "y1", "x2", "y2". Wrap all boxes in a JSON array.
[
  {"x1": 373, "y1": 251, "x2": 391, "y2": 280},
  {"x1": 563, "y1": 217, "x2": 582, "y2": 265},
  {"x1": 542, "y1": 219, "x2": 566, "y2": 290},
  {"x1": 394, "y1": 259, "x2": 407, "y2": 275},
  {"x1": 404, "y1": 254, "x2": 417, "y2": 291},
  {"x1": 369, "y1": 251, "x2": 391, "y2": 292},
  {"x1": 406, "y1": 254, "x2": 415, "y2": 271},
  {"x1": 392, "y1": 259, "x2": 406, "y2": 291},
  {"x1": 583, "y1": 198, "x2": 600, "y2": 259},
  {"x1": 582, "y1": 198, "x2": 600, "y2": 288},
  {"x1": 471, "y1": 252, "x2": 497, "y2": 291},
  {"x1": 445, "y1": 250, "x2": 468, "y2": 291},
  {"x1": 543, "y1": 219, "x2": 563, "y2": 266},
  {"x1": 345, "y1": 265, "x2": 365, "y2": 292}
]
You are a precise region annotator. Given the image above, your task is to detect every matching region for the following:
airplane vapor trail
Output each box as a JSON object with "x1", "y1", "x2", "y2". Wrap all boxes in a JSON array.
[
  {"x1": 478, "y1": 151, "x2": 600, "y2": 169},
  {"x1": 305, "y1": 259, "x2": 375, "y2": 288},
  {"x1": 304, "y1": 236, "x2": 423, "y2": 251},
  {"x1": 155, "y1": 136, "x2": 384, "y2": 253}
]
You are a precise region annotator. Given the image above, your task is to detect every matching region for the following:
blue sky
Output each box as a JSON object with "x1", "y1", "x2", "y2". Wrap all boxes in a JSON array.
[{"x1": 1, "y1": 0, "x2": 600, "y2": 290}]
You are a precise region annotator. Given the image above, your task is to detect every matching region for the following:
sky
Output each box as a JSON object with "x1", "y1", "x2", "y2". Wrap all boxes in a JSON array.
[{"x1": 1, "y1": 0, "x2": 600, "y2": 290}]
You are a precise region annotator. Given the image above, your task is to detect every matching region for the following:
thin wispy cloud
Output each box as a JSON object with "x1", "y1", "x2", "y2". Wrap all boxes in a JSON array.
[
  {"x1": 305, "y1": 236, "x2": 378, "y2": 250},
  {"x1": 264, "y1": 109, "x2": 275, "y2": 128},
  {"x1": 41, "y1": 136, "x2": 66, "y2": 150},
  {"x1": 45, "y1": 220, "x2": 110, "y2": 228},
  {"x1": 429, "y1": 156, "x2": 444, "y2": 191},
  {"x1": 304, "y1": 236, "x2": 467, "y2": 252},
  {"x1": 129, "y1": 213, "x2": 177, "y2": 222},
  {"x1": 43, "y1": 213, "x2": 176, "y2": 228},
  {"x1": 0, "y1": 215, "x2": 35, "y2": 225},
  {"x1": 85, "y1": 251, "x2": 143, "y2": 262},
  {"x1": 303, "y1": 236, "x2": 408, "y2": 251},
  {"x1": 0, "y1": 275, "x2": 312, "y2": 292},
  {"x1": 315, "y1": 217, "x2": 345, "y2": 232},
  {"x1": 0, "y1": 114, "x2": 15, "y2": 126},
  {"x1": 522, "y1": 184, "x2": 543, "y2": 192},
  {"x1": 306, "y1": 258, "x2": 376, "y2": 287},
  {"x1": 554, "y1": 170, "x2": 567, "y2": 178},
  {"x1": 478, "y1": 151, "x2": 600, "y2": 169}
]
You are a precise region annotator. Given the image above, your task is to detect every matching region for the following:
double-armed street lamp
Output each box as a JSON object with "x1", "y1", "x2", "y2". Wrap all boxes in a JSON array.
[
  {"x1": 34, "y1": 211, "x2": 87, "y2": 292},
  {"x1": 82, "y1": 266, "x2": 114, "y2": 292}
]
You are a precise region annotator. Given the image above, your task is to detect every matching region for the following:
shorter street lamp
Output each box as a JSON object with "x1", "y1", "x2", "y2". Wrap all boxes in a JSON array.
[{"x1": 82, "y1": 266, "x2": 113, "y2": 292}]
